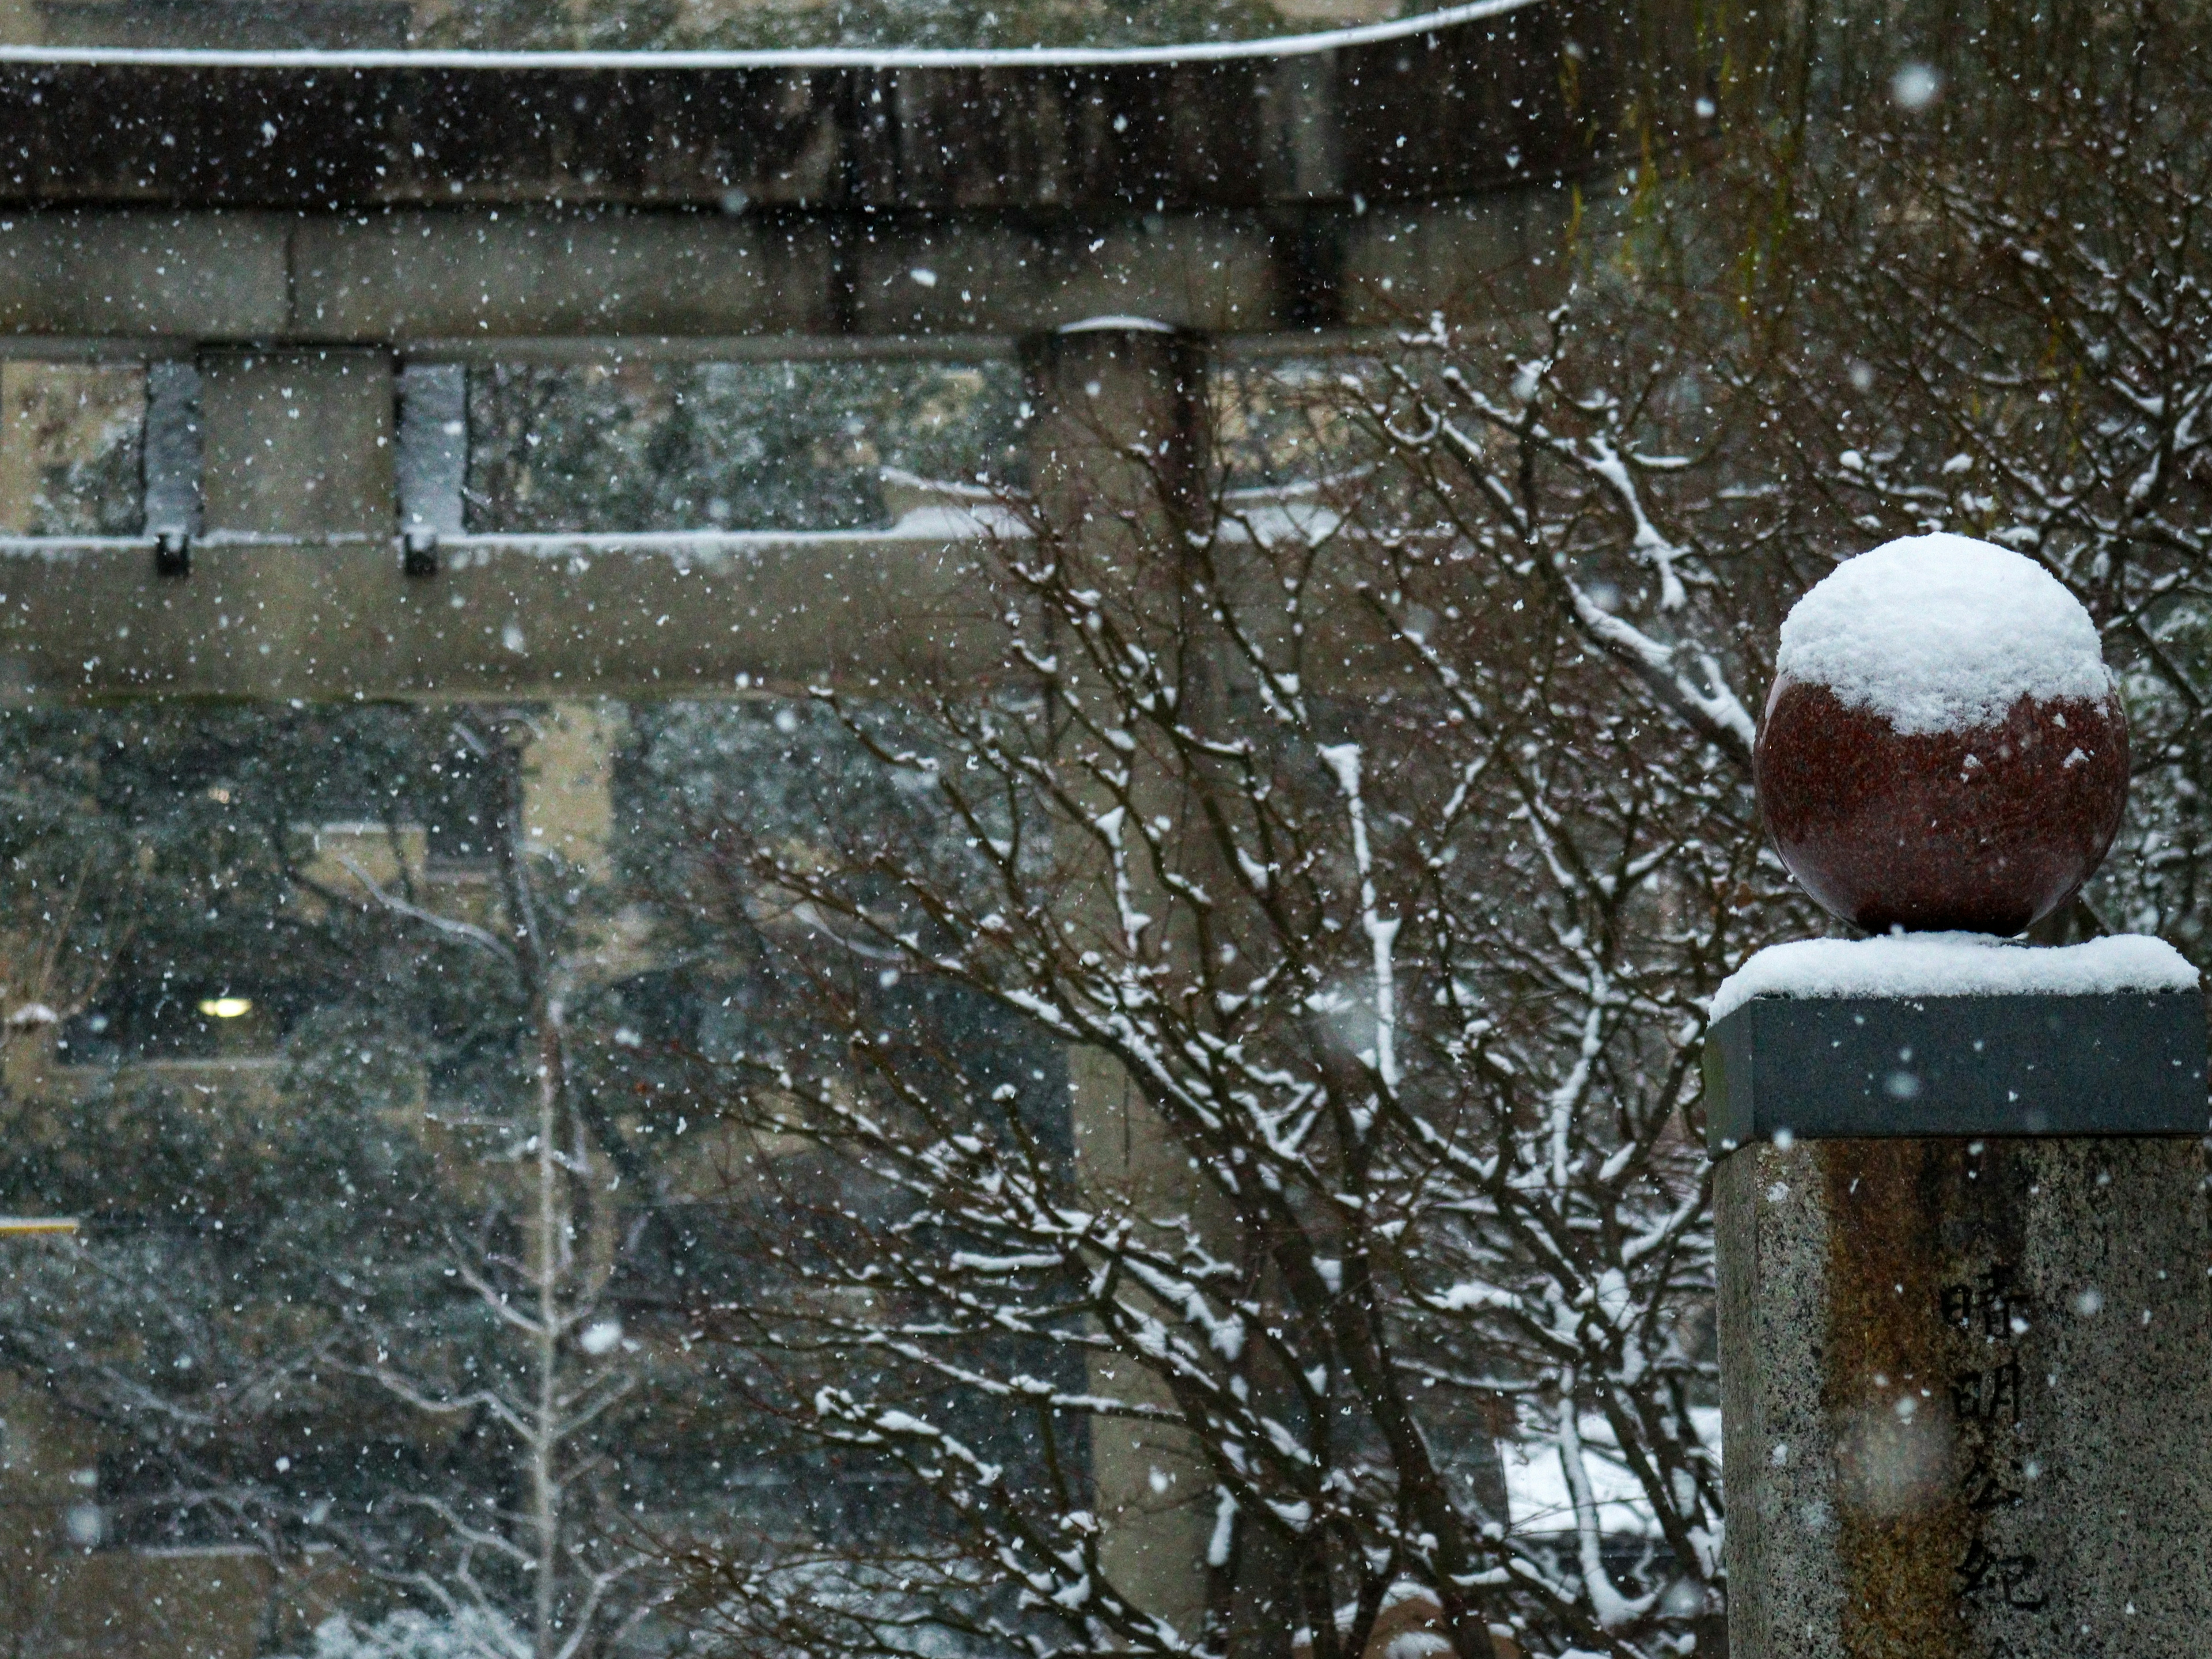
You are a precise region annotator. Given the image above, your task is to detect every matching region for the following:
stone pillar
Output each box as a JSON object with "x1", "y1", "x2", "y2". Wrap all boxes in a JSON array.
[
  {"x1": 1718, "y1": 532, "x2": 2212, "y2": 1657},
  {"x1": 200, "y1": 349, "x2": 394, "y2": 537},
  {"x1": 1024, "y1": 321, "x2": 1209, "y2": 548},
  {"x1": 1719, "y1": 1139, "x2": 2212, "y2": 1658},
  {"x1": 1710, "y1": 985, "x2": 2212, "y2": 1658},
  {"x1": 1025, "y1": 321, "x2": 1220, "y2": 1643},
  {"x1": 1709, "y1": 959, "x2": 2212, "y2": 1659},
  {"x1": 0, "y1": 1368, "x2": 109, "y2": 1638},
  {"x1": 1065, "y1": 1043, "x2": 1224, "y2": 1641}
]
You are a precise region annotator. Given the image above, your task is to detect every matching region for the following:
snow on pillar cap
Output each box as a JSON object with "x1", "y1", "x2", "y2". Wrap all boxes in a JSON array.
[
  {"x1": 1775, "y1": 533, "x2": 2112, "y2": 735},
  {"x1": 1711, "y1": 931, "x2": 2200, "y2": 1022}
]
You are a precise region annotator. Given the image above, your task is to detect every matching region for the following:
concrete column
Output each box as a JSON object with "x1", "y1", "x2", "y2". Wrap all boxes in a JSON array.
[
  {"x1": 1024, "y1": 321, "x2": 1210, "y2": 550},
  {"x1": 1066, "y1": 1044, "x2": 1225, "y2": 1641},
  {"x1": 0, "y1": 1369, "x2": 108, "y2": 1638},
  {"x1": 1022, "y1": 325, "x2": 1514, "y2": 1657},
  {"x1": 1710, "y1": 988, "x2": 2212, "y2": 1658},
  {"x1": 200, "y1": 349, "x2": 394, "y2": 537},
  {"x1": 1025, "y1": 322, "x2": 1220, "y2": 1644}
]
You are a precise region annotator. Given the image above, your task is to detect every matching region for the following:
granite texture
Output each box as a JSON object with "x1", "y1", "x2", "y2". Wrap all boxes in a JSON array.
[
  {"x1": 1753, "y1": 680, "x2": 2127, "y2": 934},
  {"x1": 1718, "y1": 1136, "x2": 2212, "y2": 1658}
]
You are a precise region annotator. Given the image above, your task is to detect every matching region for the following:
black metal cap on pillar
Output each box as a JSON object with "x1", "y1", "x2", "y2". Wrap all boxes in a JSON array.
[
  {"x1": 1714, "y1": 535, "x2": 2212, "y2": 1659},
  {"x1": 1703, "y1": 988, "x2": 2206, "y2": 1153}
]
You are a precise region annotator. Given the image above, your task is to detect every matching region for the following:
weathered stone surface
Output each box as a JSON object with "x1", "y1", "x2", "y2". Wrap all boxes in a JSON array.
[
  {"x1": 0, "y1": 2, "x2": 1644, "y2": 213},
  {"x1": 1718, "y1": 1135, "x2": 2212, "y2": 1658},
  {"x1": 0, "y1": 532, "x2": 1001, "y2": 702},
  {"x1": 201, "y1": 349, "x2": 394, "y2": 535},
  {"x1": 1754, "y1": 677, "x2": 2129, "y2": 936},
  {"x1": 0, "y1": 526, "x2": 1414, "y2": 706},
  {"x1": 0, "y1": 195, "x2": 1570, "y2": 347}
]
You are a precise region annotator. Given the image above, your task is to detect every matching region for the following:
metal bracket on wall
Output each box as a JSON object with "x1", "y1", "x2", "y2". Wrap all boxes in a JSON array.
[
  {"x1": 143, "y1": 359, "x2": 202, "y2": 571},
  {"x1": 396, "y1": 362, "x2": 465, "y2": 577}
]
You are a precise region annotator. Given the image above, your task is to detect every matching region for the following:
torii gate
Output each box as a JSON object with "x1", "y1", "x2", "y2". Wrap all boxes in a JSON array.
[
  {"x1": 0, "y1": 0, "x2": 1674, "y2": 703},
  {"x1": 0, "y1": 0, "x2": 1680, "y2": 1633}
]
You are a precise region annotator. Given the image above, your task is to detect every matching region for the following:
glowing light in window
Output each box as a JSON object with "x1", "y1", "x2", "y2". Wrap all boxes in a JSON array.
[{"x1": 198, "y1": 997, "x2": 252, "y2": 1020}]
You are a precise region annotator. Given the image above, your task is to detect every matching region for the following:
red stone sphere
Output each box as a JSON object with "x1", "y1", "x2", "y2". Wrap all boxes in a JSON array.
[{"x1": 1754, "y1": 675, "x2": 2129, "y2": 935}]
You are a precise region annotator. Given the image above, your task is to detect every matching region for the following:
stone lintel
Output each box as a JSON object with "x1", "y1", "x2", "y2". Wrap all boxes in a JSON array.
[
  {"x1": 1703, "y1": 990, "x2": 2209, "y2": 1154},
  {"x1": 0, "y1": 531, "x2": 1412, "y2": 704},
  {"x1": 0, "y1": 197, "x2": 1569, "y2": 346},
  {"x1": 0, "y1": 533, "x2": 1003, "y2": 702}
]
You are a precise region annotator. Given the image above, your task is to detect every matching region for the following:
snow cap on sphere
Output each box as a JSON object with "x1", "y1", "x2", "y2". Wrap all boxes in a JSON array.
[{"x1": 1775, "y1": 533, "x2": 2111, "y2": 736}]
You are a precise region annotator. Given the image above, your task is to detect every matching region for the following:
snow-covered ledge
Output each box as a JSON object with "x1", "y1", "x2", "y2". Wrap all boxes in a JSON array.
[
  {"x1": 1703, "y1": 934, "x2": 2205, "y2": 1150},
  {"x1": 1711, "y1": 931, "x2": 2199, "y2": 1022}
]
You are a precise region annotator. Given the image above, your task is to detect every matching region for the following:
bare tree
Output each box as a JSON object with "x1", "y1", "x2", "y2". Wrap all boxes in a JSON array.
[
  {"x1": 339, "y1": 718, "x2": 664, "y2": 1659},
  {"x1": 657, "y1": 272, "x2": 1813, "y2": 1659},
  {"x1": 659, "y1": 12, "x2": 2212, "y2": 1650}
]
